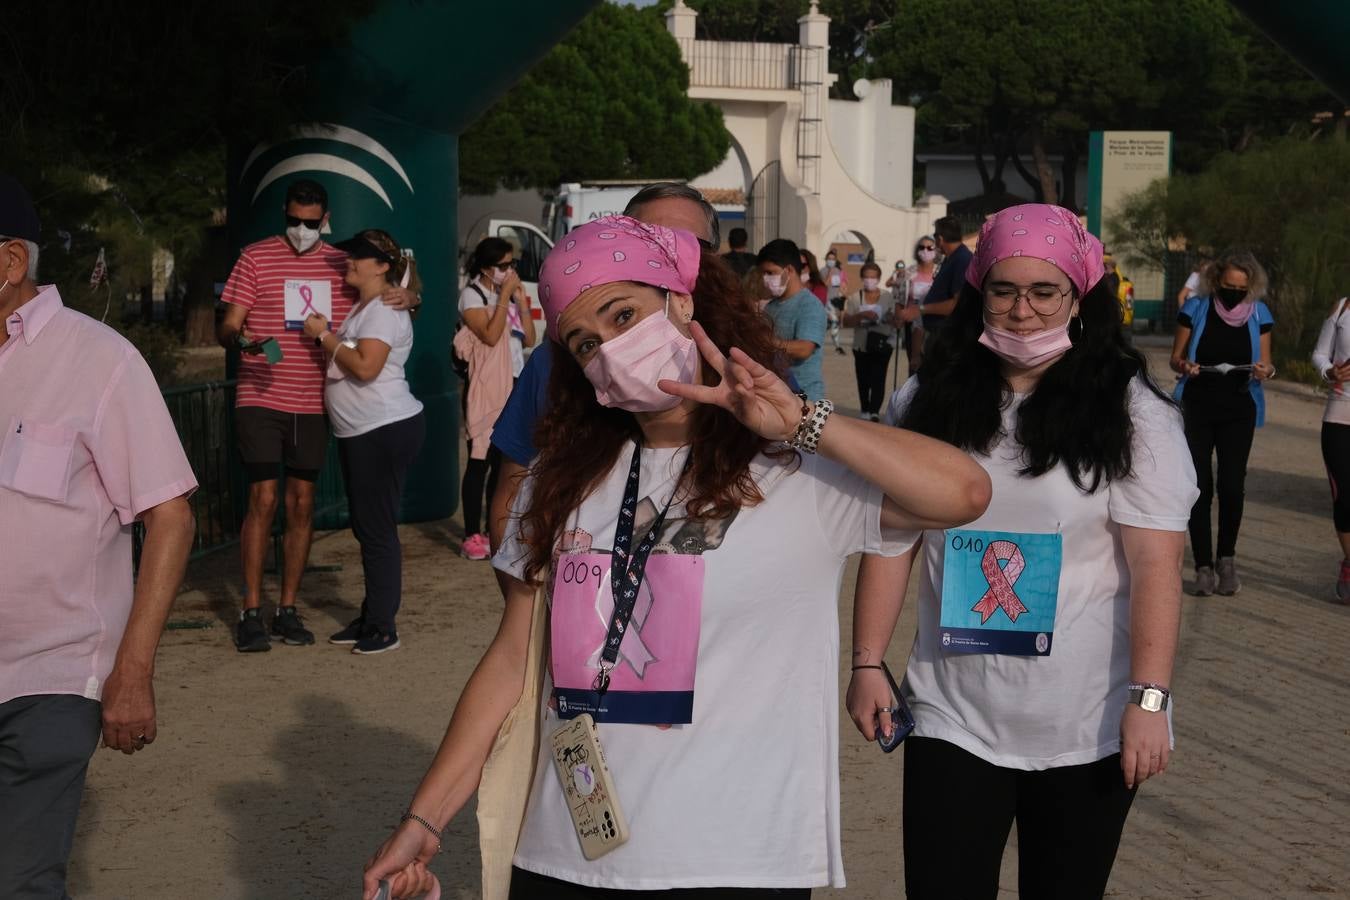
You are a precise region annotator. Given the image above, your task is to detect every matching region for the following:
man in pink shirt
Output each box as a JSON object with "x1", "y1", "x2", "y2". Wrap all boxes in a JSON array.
[
  {"x1": 217, "y1": 179, "x2": 420, "y2": 653},
  {"x1": 0, "y1": 175, "x2": 197, "y2": 897}
]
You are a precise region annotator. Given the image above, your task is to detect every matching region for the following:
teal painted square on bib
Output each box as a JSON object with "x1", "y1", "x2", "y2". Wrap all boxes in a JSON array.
[{"x1": 939, "y1": 528, "x2": 1062, "y2": 655}]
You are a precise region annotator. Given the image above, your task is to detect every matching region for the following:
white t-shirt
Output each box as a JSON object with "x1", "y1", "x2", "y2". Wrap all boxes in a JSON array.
[
  {"x1": 1312, "y1": 298, "x2": 1350, "y2": 425},
  {"x1": 323, "y1": 298, "x2": 422, "y2": 438},
  {"x1": 459, "y1": 280, "x2": 526, "y2": 377},
  {"x1": 1183, "y1": 271, "x2": 1202, "y2": 299},
  {"x1": 884, "y1": 376, "x2": 1197, "y2": 770},
  {"x1": 494, "y1": 444, "x2": 911, "y2": 890}
]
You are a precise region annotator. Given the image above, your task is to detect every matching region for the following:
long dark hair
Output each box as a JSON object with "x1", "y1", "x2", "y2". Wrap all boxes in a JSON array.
[
  {"x1": 522, "y1": 252, "x2": 793, "y2": 582},
  {"x1": 900, "y1": 279, "x2": 1171, "y2": 493},
  {"x1": 466, "y1": 236, "x2": 512, "y2": 278}
]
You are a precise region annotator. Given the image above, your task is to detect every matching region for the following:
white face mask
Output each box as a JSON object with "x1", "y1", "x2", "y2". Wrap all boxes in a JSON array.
[
  {"x1": 862, "y1": 277, "x2": 880, "y2": 291},
  {"x1": 825, "y1": 258, "x2": 837, "y2": 268},
  {"x1": 762, "y1": 273, "x2": 786, "y2": 298},
  {"x1": 918, "y1": 248, "x2": 937, "y2": 263},
  {"x1": 286, "y1": 224, "x2": 321, "y2": 254},
  {"x1": 490, "y1": 265, "x2": 509, "y2": 286}
]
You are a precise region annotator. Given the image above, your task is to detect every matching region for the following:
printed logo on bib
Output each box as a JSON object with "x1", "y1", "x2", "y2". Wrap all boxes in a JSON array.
[{"x1": 939, "y1": 528, "x2": 1061, "y2": 656}]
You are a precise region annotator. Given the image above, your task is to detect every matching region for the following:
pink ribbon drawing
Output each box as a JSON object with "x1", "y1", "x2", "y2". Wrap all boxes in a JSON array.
[
  {"x1": 971, "y1": 540, "x2": 1030, "y2": 624},
  {"x1": 298, "y1": 283, "x2": 319, "y2": 318},
  {"x1": 588, "y1": 569, "x2": 658, "y2": 678}
]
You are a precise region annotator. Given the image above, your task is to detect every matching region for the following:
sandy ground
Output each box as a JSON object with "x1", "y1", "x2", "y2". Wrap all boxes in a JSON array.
[{"x1": 69, "y1": 334, "x2": 1350, "y2": 899}]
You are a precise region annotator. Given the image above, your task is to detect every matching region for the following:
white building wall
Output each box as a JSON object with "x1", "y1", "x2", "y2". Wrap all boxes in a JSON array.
[{"x1": 827, "y1": 79, "x2": 914, "y2": 208}]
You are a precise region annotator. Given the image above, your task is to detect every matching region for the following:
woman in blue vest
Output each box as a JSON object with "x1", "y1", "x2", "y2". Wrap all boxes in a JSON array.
[{"x1": 1169, "y1": 250, "x2": 1275, "y2": 596}]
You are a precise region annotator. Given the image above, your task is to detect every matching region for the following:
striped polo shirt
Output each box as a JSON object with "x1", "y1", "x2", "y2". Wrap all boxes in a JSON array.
[{"x1": 221, "y1": 236, "x2": 356, "y2": 414}]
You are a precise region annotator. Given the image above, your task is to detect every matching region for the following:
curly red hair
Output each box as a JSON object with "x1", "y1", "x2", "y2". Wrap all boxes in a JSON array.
[{"x1": 520, "y1": 251, "x2": 794, "y2": 583}]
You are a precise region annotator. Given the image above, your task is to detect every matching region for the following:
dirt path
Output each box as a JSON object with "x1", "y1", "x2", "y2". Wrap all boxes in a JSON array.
[{"x1": 70, "y1": 335, "x2": 1349, "y2": 898}]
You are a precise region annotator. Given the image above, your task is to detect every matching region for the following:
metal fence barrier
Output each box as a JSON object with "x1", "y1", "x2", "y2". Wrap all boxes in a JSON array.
[{"x1": 135, "y1": 380, "x2": 348, "y2": 569}]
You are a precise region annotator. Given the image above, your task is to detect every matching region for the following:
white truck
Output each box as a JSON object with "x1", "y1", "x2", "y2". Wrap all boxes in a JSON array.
[{"x1": 462, "y1": 182, "x2": 668, "y2": 324}]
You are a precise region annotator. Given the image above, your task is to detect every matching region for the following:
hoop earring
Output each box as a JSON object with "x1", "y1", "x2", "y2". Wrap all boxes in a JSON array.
[{"x1": 1069, "y1": 315, "x2": 1083, "y2": 342}]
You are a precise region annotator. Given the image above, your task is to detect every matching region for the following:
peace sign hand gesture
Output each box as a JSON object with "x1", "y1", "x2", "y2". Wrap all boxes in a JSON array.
[{"x1": 658, "y1": 322, "x2": 804, "y2": 443}]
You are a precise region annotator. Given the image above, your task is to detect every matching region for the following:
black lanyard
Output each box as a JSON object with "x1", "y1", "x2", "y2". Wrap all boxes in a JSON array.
[{"x1": 593, "y1": 440, "x2": 685, "y2": 694}]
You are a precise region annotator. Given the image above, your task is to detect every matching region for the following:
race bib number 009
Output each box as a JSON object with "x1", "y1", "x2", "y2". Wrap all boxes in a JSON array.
[{"x1": 938, "y1": 529, "x2": 1061, "y2": 656}]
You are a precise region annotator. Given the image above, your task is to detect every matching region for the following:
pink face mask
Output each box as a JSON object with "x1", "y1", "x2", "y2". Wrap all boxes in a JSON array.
[
  {"x1": 583, "y1": 297, "x2": 699, "y2": 412},
  {"x1": 978, "y1": 321, "x2": 1074, "y2": 370}
]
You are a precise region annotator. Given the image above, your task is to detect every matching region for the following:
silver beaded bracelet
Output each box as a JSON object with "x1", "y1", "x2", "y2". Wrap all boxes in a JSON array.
[{"x1": 788, "y1": 398, "x2": 834, "y2": 454}]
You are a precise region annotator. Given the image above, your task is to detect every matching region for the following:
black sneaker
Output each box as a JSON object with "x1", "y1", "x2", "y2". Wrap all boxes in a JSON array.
[
  {"x1": 235, "y1": 608, "x2": 271, "y2": 653},
  {"x1": 271, "y1": 606, "x2": 316, "y2": 646},
  {"x1": 328, "y1": 616, "x2": 366, "y2": 646},
  {"x1": 352, "y1": 625, "x2": 401, "y2": 655}
]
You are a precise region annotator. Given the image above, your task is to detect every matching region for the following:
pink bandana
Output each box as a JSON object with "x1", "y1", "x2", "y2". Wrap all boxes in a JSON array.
[
  {"x1": 965, "y1": 204, "x2": 1105, "y2": 296},
  {"x1": 538, "y1": 215, "x2": 702, "y2": 341}
]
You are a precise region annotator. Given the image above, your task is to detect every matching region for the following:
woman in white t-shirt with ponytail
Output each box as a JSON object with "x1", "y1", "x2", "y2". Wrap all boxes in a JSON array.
[
  {"x1": 304, "y1": 229, "x2": 425, "y2": 655},
  {"x1": 851, "y1": 204, "x2": 1198, "y2": 899}
]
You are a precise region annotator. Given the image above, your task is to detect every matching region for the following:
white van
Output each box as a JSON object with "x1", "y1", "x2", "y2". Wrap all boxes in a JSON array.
[{"x1": 476, "y1": 182, "x2": 666, "y2": 327}]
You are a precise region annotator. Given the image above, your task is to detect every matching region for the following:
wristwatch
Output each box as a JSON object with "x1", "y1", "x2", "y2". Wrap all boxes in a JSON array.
[{"x1": 1127, "y1": 682, "x2": 1170, "y2": 712}]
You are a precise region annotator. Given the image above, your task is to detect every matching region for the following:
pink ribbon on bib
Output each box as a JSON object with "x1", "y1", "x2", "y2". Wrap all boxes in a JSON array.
[
  {"x1": 588, "y1": 569, "x2": 658, "y2": 678},
  {"x1": 298, "y1": 284, "x2": 319, "y2": 317},
  {"x1": 972, "y1": 540, "x2": 1030, "y2": 624}
]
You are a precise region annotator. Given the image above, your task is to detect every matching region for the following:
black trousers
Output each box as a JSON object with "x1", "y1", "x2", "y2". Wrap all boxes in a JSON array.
[
  {"x1": 462, "y1": 439, "x2": 502, "y2": 537},
  {"x1": 337, "y1": 412, "x2": 425, "y2": 630},
  {"x1": 853, "y1": 346, "x2": 893, "y2": 415},
  {"x1": 0, "y1": 694, "x2": 103, "y2": 900},
  {"x1": 1183, "y1": 397, "x2": 1257, "y2": 567},
  {"x1": 903, "y1": 737, "x2": 1136, "y2": 900},
  {"x1": 509, "y1": 867, "x2": 810, "y2": 899},
  {"x1": 1322, "y1": 421, "x2": 1350, "y2": 533}
]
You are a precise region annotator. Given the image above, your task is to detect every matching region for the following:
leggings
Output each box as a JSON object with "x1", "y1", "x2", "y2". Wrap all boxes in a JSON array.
[
  {"x1": 1323, "y1": 421, "x2": 1350, "y2": 533},
  {"x1": 337, "y1": 413, "x2": 425, "y2": 630},
  {"x1": 1183, "y1": 397, "x2": 1257, "y2": 568},
  {"x1": 852, "y1": 347, "x2": 893, "y2": 415},
  {"x1": 509, "y1": 867, "x2": 810, "y2": 899},
  {"x1": 461, "y1": 439, "x2": 501, "y2": 537},
  {"x1": 902, "y1": 737, "x2": 1136, "y2": 900}
]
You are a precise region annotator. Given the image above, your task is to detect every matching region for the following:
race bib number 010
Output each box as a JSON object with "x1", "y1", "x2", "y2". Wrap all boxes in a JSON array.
[{"x1": 938, "y1": 528, "x2": 1061, "y2": 656}]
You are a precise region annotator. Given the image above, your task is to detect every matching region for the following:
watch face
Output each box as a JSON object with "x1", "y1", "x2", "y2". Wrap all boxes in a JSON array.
[{"x1": 1141, "y1": 688, "x2": 1165, "y2": 713}]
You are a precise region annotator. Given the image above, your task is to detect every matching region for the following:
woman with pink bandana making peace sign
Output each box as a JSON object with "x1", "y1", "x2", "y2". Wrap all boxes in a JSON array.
[
  {"x1": 849, "y1": 204, "x2": 1199, "y2": 898},
  {"x1": 361, "y1": 215, "x2": 990, "y2": 899}
]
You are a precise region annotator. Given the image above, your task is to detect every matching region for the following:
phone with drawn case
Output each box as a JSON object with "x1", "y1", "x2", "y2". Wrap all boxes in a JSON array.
[
  {"x1": 549, "y1": 713, "x2": 630, "y2": 859},
  {"x1": 878, "y1": 661, "x2": 916, "y2": 753}
]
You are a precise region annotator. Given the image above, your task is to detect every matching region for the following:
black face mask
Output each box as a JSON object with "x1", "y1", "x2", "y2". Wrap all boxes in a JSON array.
[{"x1": 1216, "y1": 286, "x2": 1247, "y2": 308}]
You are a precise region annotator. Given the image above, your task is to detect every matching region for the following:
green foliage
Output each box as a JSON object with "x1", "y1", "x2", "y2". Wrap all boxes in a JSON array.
[
  {"x1": 2, "y1": 0, "x2": 375, "y2": 377},
  {"x1": 459, "y1": 3, "x2": 730, "y2": 193},
  {"x1": 1110, "y1": 138, "x2": 1350, "y2": 376}
]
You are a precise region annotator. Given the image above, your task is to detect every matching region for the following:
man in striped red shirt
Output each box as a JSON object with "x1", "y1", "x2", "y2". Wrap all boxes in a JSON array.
[{"x1": 218, "y1": 179, "x2": 418, "y2": 653}]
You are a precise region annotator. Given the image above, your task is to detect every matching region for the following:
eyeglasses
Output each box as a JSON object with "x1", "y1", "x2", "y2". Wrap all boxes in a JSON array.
[
  {"x1": 984, "y1": 283, "x2": 1072, "y2": 316},
  {"x1": 285, "y1": 214, "x2": 324, "y2": 229},
  {"x1": 697, "y1": 238, "x2": 715, "y2": 252},
  {"x1": 493, "y1": 260, "x2": 517, "y2": 272}
]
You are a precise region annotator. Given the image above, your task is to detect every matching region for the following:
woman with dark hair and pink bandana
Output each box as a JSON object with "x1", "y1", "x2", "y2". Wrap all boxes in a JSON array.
[
  {"x1": 849, "y1": 204, "x2": 1198, "y2": 898},
  {"x1": 361, "y1": 215, "x2": 990, "y2": 900}
]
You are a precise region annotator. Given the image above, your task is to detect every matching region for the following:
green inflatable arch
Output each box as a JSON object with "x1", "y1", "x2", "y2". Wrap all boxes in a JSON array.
[{"x1": 227, "y1": 1, "x2": 598, "y2": 525}]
